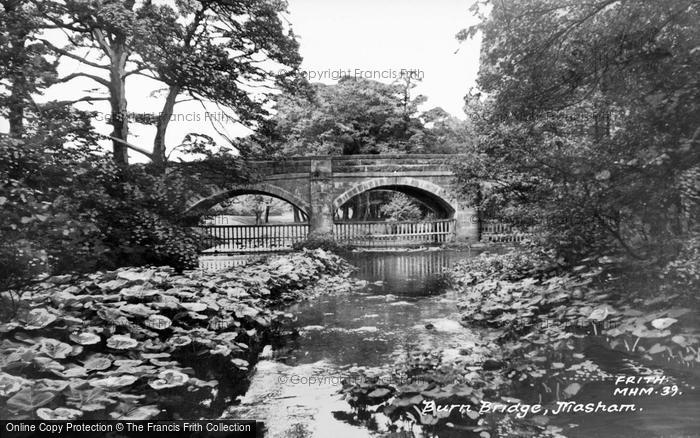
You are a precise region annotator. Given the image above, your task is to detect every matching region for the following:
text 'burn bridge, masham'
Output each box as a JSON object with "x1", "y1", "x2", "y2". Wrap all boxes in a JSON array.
[{"x1": 185, "y1": 155, "x2": 523, "y2": 253}]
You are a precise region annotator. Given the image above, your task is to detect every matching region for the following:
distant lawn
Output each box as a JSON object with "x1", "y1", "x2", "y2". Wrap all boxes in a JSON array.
[{"x1": 206, "y1": 214, "x2": 298, "y2": 225}]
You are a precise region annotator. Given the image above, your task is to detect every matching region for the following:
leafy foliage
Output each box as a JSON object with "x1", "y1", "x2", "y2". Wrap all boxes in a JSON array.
[
  {"x1": 0, "y1": 0, "x2": 56, "y2": 136},
  {"x1": 18, "y1": 0, "x2": 302, "y2": 165},
  {"x1": 0, "y1": 128, "x2": 243, "y2": 289},
  {"x1": 245, "y1": 77, "x2": 474, "y2": 157},
  {"x1": 379, "y1": 193, "x2": 424, "y2": 222},
  {"x1": 213, "y1": 195, "x2": 290, "y2": 225},
  {"x1": 135, "y1": 0, "x2": 303, "y2": 164},
  {"x1": 458, "y1": 0, "x2": 700, "y2": 263},
  {"x1": 341, "y1": 248, "x2": 700, "y2": 437},
  {"x1": 292, "y1": 237, "x2": 355, "y2": 253},
  {"x1": 0, "y1": 250, "x2": 352, "y2": 420}
]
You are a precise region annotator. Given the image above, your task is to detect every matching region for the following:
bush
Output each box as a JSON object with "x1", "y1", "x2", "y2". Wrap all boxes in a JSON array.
[
  {"x1": 0, "y1": 137, "x2": 203, "y2": 289},
  {"x1": 292, "y1": 236, "x2": 355, "y2": 253},
  {"x1": 451, "y1": 246, "x2": 563, "y2": 284},
  {"x1": 661, "y1": 233, "x2": 700, "y2": 294}
]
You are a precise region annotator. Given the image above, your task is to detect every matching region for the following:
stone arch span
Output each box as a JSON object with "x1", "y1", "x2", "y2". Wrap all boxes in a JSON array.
[
  {"x1": 332, "y1": 177, "x2": 457, "y2": 218},
  {"x1": 185, "y1": 183, "x2": 310, "y2": 217}
]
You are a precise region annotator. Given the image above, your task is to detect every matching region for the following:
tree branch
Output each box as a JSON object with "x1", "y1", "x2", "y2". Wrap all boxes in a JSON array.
[
  {"x1": 92, "y1": 29, "x2": 115, "y2": 59},
  {"x1": 43, "y1": 96, "x2": 109, "y2": 109},
  {"x1": 56, "y1": 72, "x2": 109, "y2": 87},
  {"x1": 40, "y1": 40, "x2": 110, "y2": 69},
  {"x1": 103, "y1": 135, "x2": 154, "y2": 160}
]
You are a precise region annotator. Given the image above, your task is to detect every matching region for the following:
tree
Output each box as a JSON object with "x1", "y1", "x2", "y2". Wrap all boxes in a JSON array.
[
  {"x1": 37, "y1": 0, "x2": 302, "y2": 166},
  {"x1": 135, "y1": 0, "x2": 302, "y2": 169},
  {"x1": 0, "y1": 110, "x2": 240, "y2": 288},
  {"x1": 38, "y1": 0, "x2": 156, "y2": 164},
  {"x1": 379, "y1": 193, "x2": 423, "y2": 222},
  {"x1": 422, "y1": 107, "x2": 476, "y2": 154},
  {"x1": 215, "y1": 195, "x2": 289, "y2": 224},
  {"x1": 458, "y1": 0, "x2": 700, "y2": 262},
  {"x1": 248, "y1": 77, "x2": 443, "y2": 156},
  {"x1": 0, "y1": 0, "x2": 56, "y2": 137}
]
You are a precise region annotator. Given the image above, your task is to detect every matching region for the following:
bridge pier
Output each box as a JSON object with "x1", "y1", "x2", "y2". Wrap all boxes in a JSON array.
[
  {"x1": 308, "y1": 158, "x2": 335, "y2": 238},
  {"x1": 453, "y1": 205, "x2": 479, "y2": 243}
]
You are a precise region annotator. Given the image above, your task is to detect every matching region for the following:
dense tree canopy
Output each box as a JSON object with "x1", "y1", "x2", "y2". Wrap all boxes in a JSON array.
[
  {"x1": 134, "y1": 0, "x2": 302, "y2": 167},
  {"x1": 458, "y1": 0, "x2": 700, "y2": 263},
  {"x1": 0, "y1": 0, "x2": 301, "y2": 285},
  {"x1": 245, "y1": 77, "x2": 474, "y2": 157},
  {"x1": 21, "y1": 0, "x2": 302, "y2": 166},
  {"x1": 0, "y1": 0, "x2": 56, "y2": 136}
]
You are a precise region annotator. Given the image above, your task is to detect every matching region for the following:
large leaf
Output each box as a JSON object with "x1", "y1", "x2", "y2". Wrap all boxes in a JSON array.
[
  {"x1": 6, "y1": 388, "x2": 56, "y2": 412},
  {"x1": 651, "y1": 318, "x2": 677, "y2": 330},
  {"x1": 148, "y1": 370, "x2": 189, "y2": 390},
  {"x1": 36, "y1": 407, "x2": 83, "y2": 420},
  {"x1": 39, "y1": 338, "x2": 73, "y2": 359},
  {"x1": 110, "y1": 404, "x2": 161, "y2": 420},
  {"x1": 0, "y1": 373, "x2": 28, "y2": 397},
  {"x1": 90, "y1": 375, "x2": 138, "y2": 389},
  {"x1": 66, "y1": 388, "x2": 116, "y2": 412},
  {"x1": 24, "y1": 309, "x2": 57, "y2": 330},
  {"x1": 106, "y1": 335, "x2": 138, "y2": 350},
  {"x1": 69, "y1": 332, "x2": 101, "y2": 346},
  {"x1": 83, "y1": 356, "x2": 113, "y2": 371},
  {"x1": 144, "y1": 314, "x2": 172, "y2": 331}
]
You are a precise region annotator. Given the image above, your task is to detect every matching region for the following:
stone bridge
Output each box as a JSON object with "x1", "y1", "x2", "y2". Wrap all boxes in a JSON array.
[{"x1": 185, "y1": 154, "x2": 478, "y2": 242}]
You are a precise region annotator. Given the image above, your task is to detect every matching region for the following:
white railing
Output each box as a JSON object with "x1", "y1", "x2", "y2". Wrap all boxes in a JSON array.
[
  {"x1": 481, "y1": 220, "x2": 533, "y2": 243},
  {"x1": 334, "y1": 219, "x2": 455, "y2": 247},
  {"x1": 196, "y1": 223, "x2": 309, "y2": 253}
]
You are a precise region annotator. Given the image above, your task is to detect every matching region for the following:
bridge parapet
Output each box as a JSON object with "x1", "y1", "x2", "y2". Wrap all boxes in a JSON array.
[{"x1": 246, "y1": 154, "x2": 462, "y2": 176}]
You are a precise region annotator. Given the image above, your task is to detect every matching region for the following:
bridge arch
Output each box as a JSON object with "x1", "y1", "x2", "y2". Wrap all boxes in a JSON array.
[
  {"x1": 332, "y1": 177, "x2": 457, "y2": 218},
  {"x1": 185, "y1": 183, "x2": 310, "y2": 217}
]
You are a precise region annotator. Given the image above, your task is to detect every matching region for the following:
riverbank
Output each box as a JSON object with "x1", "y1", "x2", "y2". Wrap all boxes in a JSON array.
[
  {"x1": 0, "y1": 249, "x2": 355, "y2": 420},
  {"x1": 338, "y1": 248, "x2": 700, "y2": 437}
]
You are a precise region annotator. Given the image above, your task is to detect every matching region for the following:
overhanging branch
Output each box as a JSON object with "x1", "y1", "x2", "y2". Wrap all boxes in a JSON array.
[{"x1": 103, "y1": 135, "x2": 154, "y2": 160}]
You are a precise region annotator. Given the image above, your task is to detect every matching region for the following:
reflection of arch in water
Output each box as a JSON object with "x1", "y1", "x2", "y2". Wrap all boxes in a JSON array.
[
  {"x1": 333, "y1": 177, "x2": 456, "y2": 219},
  {"x1": 186, "y1": 183, "x2": 310, "y2": 217},
  {"x1": 357, "y1": 251, "x2": 454, "y2": 280}
]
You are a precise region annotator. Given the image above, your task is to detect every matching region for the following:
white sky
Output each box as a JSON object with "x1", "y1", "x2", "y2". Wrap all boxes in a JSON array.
[
  {"x1": 288, "y1": 0, "x2": 481, "y2": 117},
  {"x1": 1, "y1": 0, "x2": 481, "y2": 161}
]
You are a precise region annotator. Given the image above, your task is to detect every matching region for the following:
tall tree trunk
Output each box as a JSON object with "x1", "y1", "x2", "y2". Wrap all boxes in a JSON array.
[
  {"x1": 362, "y1": 192, "x2": 371, "y2": 220},
  {"x1": 6, "y1": 1, "x2": 28, "y2": 138},
  {"x1": 153, "y1": 85, "x2": 180, "y2": 171},
  {"x1": 352, "y1": 196, "x2": 362, "y2": 220},
  {"x1": 108, "y1": 41, "x2": 129, "y2": 165},
  {"x1": 475, "y1": 185, "x2": 483, "y2": 242},
  {"x1": 7, "y1": 69, "x2": 26, "y2": 138}
]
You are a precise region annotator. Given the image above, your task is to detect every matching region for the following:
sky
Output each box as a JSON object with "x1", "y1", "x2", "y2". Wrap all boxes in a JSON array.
[
  {"x1": 2, "y1": 0, "x2": 482, "y2": 161},
  {"x1": 286, "y1": 0, "x2": 482, "y2": 117}
]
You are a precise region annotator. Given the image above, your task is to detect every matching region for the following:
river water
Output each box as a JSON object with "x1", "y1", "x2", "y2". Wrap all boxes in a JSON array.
[
  {"x1": 223, "y1": 250, "x2": 483, "y2": 437},
  {"x1": 221, "y1": 250, "x2": 700, "y2": 438}
]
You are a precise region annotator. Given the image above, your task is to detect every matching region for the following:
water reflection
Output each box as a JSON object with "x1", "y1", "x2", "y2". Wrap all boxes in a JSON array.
[
  {"x1": 277, "y1": 250, "x2": 479, "y2": 367},
  {"x1": 345, "y1": 249, "x2": 477, "y2": 296},
  {"x1": 225, "y1": 250, "x2": 481, "y2": 437}
]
